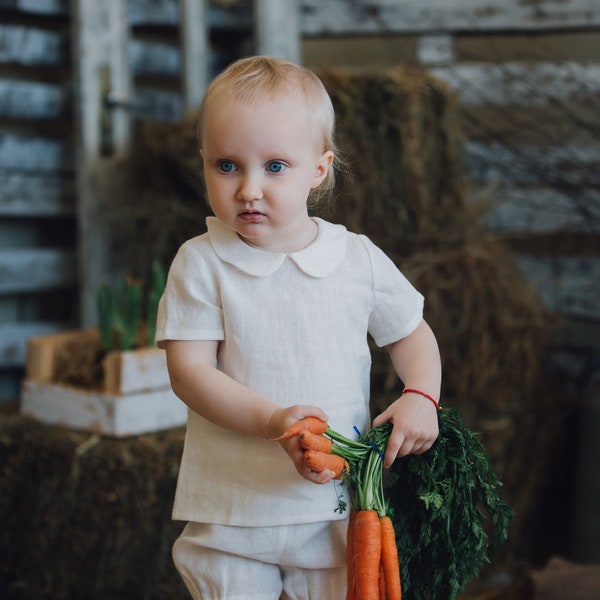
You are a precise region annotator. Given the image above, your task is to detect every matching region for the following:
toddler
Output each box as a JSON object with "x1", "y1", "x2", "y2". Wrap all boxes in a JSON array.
[{"x1": 156, "y1": 55, "x2": 441, "y2": 600}]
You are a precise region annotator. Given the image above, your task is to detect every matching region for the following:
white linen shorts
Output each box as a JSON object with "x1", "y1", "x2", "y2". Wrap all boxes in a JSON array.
[{"x1": 172, "y1": 519, "x2": 348, "y2": 600}]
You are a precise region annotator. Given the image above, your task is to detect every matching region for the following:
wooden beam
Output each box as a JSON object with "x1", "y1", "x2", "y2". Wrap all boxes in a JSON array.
[
  {"x1": 128, "y1": 0, "x2": 253, "y2": 30},
  {"x1": 180, "y1": 0, "x2": 209, "y2": 113},
  {"x1": 301, "y1": 0, "x2": 600, "y2": 36},
  {"x1": 0, "y1": 0, "x2": 68, "y2": 17},
  {"x1": 71, "y1": 0, "x2": 131, "y2": 326},
  {"x1": 255, "y1": 0, "x2": 301, "y2": 63},
  {"x1": 429, "y1": 61, "x2": 600, "y2": 108}
]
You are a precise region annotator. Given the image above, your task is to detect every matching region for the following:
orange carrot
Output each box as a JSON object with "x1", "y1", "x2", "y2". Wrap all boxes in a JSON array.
[
  {"x1": 303, "y1": 450, "x2": 349, "y2": 480},
  {"x1": 346, "y1": 510, "x2": 357, "y2": 600},
  {"x1": 299, "y1": 430, "x2": 333, "y2": 453},
  {"x1": 378, "y1": 563, "x2": 386, "y2": 600},
  {"x1": 354, "y1": 510, "x2": 382, "y2": 599},
  {"x1": 379, "y1": 515, "x2": 402, "y2": 600},
  {"x1": 271, "y1": 416, "x2": 328, "y2": 440}
]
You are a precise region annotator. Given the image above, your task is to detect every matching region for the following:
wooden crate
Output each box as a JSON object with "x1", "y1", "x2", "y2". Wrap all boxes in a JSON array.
[{"x1": 20, "y1": 329, "x2": 186, "y2": 437}]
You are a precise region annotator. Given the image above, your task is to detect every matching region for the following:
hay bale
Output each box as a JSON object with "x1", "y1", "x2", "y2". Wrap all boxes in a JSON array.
[
  {"x1": 0, "y1": 416, "x2": 188, "y2": 599},
  {"x1": 319, "y1": 67, "x2": 474, "y2": 248},
  {"x1": 111, "y1": 114, "x2": 208, "y2": 281}
]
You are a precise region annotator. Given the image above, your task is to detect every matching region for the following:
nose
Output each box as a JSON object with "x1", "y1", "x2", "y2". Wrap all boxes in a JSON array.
[{"x1": 237, "y1": 173, "x2": 263, "y2": 203}]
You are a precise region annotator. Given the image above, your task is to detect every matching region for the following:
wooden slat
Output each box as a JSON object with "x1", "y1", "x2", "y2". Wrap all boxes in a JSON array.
[
  {"x1": 464, "y1": 141, "x2": 600, "y2": 187},
  {"x1": 0, "y1": 170, "x2": 74, "y2": 216},
  {"x1": 209, "y1": 0, "x2": 252, "y2": 31},
  {"x1": 515, "y1": 254, "x2": 600, "y2": 321},
  {"x1": 0, "y1": 248, "x2": 76, "y2": 294},
  {"x1": 0, "y1": 0, "x2": 68, "y2": 16},
  {"x1": 301, "y1": 0, "x2": 600, "y2": 36},
  {"x1": 21, "y1": 379, "x2": 186, "y2": 437},
  {"x1": 0, "y1": 79, "x2": 69, "y2": 119},
  {"x1": 128, "y1": 0, "x2": 253, "y2": 30},
  {"x1": 130, "y1": 88, "x2": 182, "y2": 121},
  {"x1": 457, "y1": 104, "x2": 597, "y2": 147},
  {"x1": 430, "y1": 61, "x2": 600, "y2": 107},
  {"x1": 128, "y1": 0, "x2": 179, "y2": 26},
  {"x1": 0, "y1": 321, "x2": 67, "y2": 368},
  {"x1": 104, "y1": 346, "x2": 170, "y2": 395},
  {"x1": 130, "y1": 39, "x2": 181, "y2": 78},
  {"x1": 482, "y1": 185, "x2": 600, "y2": 235},
  {"x1": 0, "y1": 24, "x2": 67, "y2": 67},
  {"x1": 0, "y1": 134, "x2": 72, "y2": 172}
]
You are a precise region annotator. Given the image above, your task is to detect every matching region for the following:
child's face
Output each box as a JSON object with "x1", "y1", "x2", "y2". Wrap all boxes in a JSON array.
[{"x1": 200, "y1": 91, "x2": 333, "y2": 253}]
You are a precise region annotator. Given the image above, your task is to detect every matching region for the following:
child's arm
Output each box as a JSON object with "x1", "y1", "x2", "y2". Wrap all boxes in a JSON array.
[
  {"x1": 163, "y1": 339, "x2": 335, "y2": 483},
  {"x1": 373, "y1": 319, "x2": 442, "y2": 468}
]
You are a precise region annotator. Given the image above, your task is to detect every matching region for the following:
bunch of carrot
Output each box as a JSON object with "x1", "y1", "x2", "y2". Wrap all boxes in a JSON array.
[{"x1": 274, "y1": 417, "x2": 401, "y2": 599}]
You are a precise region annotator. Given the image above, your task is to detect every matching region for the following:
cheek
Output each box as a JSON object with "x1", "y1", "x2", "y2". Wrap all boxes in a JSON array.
[{"x1": 205, "y1": 176, "x2": 227, "y2": 196}]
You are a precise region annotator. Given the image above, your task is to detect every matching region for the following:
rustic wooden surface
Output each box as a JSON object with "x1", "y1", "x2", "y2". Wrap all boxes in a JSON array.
[{"x1": 301, "y1": 0, "x2": 600, "y2": 34}]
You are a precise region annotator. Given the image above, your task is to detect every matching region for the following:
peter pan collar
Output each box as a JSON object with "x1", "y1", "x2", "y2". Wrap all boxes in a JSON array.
[{"x1": 206, "y1": 216, "x2": 347, "y2": 278}]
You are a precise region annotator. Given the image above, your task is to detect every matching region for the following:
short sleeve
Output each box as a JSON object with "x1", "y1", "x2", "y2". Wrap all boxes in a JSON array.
[
  {"x1": 360, "y1": 235, "x2": 424, "y2": 347},
  {"x1": 155, "y1": 236, "x2": 225, "y2": 347}
]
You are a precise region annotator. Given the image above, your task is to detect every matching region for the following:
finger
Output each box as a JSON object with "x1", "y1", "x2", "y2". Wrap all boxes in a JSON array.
[
  {"x1": 384, "y1": 434, "x2": 405, "y2": 468},
  {"x1": 294, "y1": 404, "x2": 329, "y2": 422},
  {"x1": 412, "y1": 440, "x2": 434, "y2": 455},
  {"x1": 302, "y1": 468, "x2": 334, "y2": 485},
  {"x1": 372, "y1": 408, "x2": 392, "y2": 429},
  {"x1": 312, "y1": 469, "x2": 335, "y2": 484}
]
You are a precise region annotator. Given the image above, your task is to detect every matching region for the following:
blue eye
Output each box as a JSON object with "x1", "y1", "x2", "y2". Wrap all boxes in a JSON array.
[
  {"x1": 219, "y1": 160, "x2": 236, "y2": 173},
  {"x1": 267, "y1": 161, "x2": 286, "y2": 174}
]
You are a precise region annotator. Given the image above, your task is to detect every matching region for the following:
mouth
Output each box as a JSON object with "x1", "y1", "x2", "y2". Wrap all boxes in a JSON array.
[{"x1": 239, "y1": 210, "x2": 266, "y2": 222}]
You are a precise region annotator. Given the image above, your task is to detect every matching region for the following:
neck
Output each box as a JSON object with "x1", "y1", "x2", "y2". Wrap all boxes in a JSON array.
[{"x1": 241, "y1": 219, "x2": 318, "y2": 253}]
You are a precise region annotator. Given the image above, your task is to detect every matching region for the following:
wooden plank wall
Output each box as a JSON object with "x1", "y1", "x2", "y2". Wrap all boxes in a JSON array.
[
  {"x1": 0, "y1": 0, "x2": 76, "y2": 400},
  {"x1": 0, "y1": 0, "x2": 254, "y2": 403},
  {"x1": 301, "y1": 0, "x2": 600, "y2": 382}
]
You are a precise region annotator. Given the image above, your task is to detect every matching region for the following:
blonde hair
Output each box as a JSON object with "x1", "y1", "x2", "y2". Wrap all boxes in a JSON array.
[{"x1": 198, "y1": 55, "x2": 340, "y2": 204}]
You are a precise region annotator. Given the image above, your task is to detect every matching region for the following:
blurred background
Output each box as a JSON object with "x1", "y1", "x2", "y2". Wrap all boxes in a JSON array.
[{"x1": 0, "y1": 1, "x2": 598, "y2": 598}]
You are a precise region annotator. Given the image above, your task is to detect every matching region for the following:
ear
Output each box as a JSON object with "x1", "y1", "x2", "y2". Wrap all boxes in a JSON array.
[
  {"x1": 311, "y1": 150, "x2": 334, "y2": 189},
  {"x1": 199, "y1": 148, "x2": 204, "y2": 159}
]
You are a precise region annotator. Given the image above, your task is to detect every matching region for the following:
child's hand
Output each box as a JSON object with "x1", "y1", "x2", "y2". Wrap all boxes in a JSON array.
[
  {"x1": 372, "y1": 394, "x2": 439, "y2": 468},
  {"x1": 266, "y1": 405, "x2": 335, "y2": 484}
]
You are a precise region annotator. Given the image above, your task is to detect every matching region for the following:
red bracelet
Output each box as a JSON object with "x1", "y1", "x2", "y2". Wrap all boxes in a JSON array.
[{"x1": 402, "y1": 388, "x2": 442, "y2": 410}]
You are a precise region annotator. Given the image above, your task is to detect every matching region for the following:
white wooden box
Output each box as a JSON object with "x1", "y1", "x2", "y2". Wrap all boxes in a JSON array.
[{"x1": 20, "y1": 329, "x2": 187, "y2": 437}]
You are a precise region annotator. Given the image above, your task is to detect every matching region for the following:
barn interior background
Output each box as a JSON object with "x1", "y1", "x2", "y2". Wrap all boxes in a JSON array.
[{"x1": 0, "y1": 0, "x2": 599, "y2": 598}]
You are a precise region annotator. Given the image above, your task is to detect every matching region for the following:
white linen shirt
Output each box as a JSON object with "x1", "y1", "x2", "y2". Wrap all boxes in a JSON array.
[{"x1": 156, "y1": 217, "x2": 424, "y2": 526}]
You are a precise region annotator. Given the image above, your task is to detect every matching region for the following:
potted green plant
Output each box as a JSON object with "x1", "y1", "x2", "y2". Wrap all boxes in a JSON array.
[{"x1": 21, "y1": 262, "x2": 185, "y2": 437}]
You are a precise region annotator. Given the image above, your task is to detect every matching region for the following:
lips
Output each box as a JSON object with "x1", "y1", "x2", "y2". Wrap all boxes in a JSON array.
[{"x1": 239, "y1": 211, "x2": 265, "y2": 222}]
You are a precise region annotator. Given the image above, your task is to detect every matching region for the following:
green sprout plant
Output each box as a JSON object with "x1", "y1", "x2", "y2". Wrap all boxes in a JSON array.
[{"x1": 97, "y1": 260, "x2": 166, "y2": 352}]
